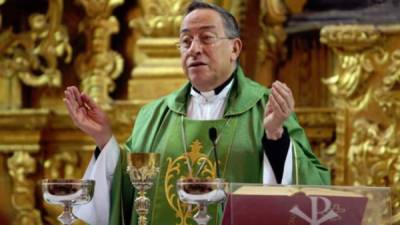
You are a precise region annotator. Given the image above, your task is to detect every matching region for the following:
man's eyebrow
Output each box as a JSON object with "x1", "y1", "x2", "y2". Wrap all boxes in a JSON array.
[{"x1": 180, "y1": 25, "x2": 217, "y2": 33}]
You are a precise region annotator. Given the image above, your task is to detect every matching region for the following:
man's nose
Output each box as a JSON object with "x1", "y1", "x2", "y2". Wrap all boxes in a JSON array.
[{"x1": 187, "y1": 39, "x2": 202, "y2": 55}]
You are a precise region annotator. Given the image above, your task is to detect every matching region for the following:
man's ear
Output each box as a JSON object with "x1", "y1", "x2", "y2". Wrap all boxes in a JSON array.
[{"x1": 231, "y1": 38, "x2": 242, "y2": 62}]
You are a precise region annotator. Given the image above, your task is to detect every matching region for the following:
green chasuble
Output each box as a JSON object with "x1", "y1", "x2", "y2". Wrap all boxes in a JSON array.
[{"x1": 109, "y1": 67, "x2": 331, "y2": 225}]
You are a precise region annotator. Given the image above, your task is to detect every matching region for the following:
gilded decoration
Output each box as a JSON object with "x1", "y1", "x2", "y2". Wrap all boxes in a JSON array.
[
  {"x1": 128, "y1": 0, "x2": 190, "y2": 104},
  {"x1": 320, "y1": 25, "x2": 381, "y2": 51},
  {"x1": 130, "y1": 0, "x2": 188, "y2": 37},
  {"x1": 74, "y1": 0, "x2": 124, "y2": 108},
  {"x1": 256, "y1": 0, "x2": 289, "y2": 86},
  {"x1": 283, "y1": 0, "x2": 307, "y2": 14},
  {"x1": 165, "y1": 140, "x2": 217, "y2": 225},
  {"x1": 8, "y1": 151, "x2": 43, "y2": 225},
  {"x1": 321, "y1": 25, "x2": 400, "y2": 223},
  {"x1": 0, "y1": 0, "x2": 71, "y2": 109},
  {"x1": 321, "y1": 25, "x2": 388, "y2": 111},
  {"x1": 0, "y1": 109, "x2": 49, "y2": 225}
]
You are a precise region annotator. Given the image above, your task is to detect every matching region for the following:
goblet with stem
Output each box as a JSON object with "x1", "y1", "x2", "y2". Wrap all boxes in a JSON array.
[
  {"x1": 177, "y1": 178, "x2": 227, "y2": 225},
  {"x1": 42, "y1": 179, "x2": 95, "y2": 225}
]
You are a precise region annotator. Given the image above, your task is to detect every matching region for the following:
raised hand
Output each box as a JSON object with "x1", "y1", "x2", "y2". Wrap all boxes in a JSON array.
[
  {"x1": 263, "y1": 81, "x2": 295, "y2": 140},
  {"x1": 64, "y1": 86, "x2": 112, "y2": 149}
]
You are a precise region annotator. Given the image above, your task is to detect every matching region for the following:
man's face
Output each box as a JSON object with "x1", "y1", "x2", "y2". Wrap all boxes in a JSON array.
[{"x1": 179, "y1": 9, "x2": 241, "y2": 92}]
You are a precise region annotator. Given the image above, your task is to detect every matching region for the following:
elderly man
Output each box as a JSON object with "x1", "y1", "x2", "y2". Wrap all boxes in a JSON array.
[{"x1": 64, "y1": 1, "x2": 330, "y2": 225}]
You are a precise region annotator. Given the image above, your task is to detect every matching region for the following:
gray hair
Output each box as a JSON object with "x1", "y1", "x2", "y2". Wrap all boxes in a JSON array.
[{"x1": 185, "y1": 1, "x2": 240, "y2": 38}]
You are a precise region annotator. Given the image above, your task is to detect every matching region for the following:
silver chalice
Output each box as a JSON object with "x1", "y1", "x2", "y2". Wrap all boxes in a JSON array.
[
  {"x1": 42, "y1": 179, "x2": 95, "y2": 225},
  {"x1": 177, "y1": 178, "x2": 227, "y2": 225}
]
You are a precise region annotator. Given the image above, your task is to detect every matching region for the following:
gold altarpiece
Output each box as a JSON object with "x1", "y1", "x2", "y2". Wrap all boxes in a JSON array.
[{"x1": 0, "y1": 0, "x2": 398, "y2": 224}]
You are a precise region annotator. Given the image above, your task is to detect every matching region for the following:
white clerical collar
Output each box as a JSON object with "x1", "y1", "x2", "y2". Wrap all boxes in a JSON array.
[{"x1": 190, "y1": 78, "x2": 234, "y2": 103}]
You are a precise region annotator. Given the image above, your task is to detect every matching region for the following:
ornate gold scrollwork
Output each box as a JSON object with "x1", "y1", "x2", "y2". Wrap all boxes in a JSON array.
[
  {"x1": 320, "y1": 25, "x2": 381, "y2": 51},
  {"x1": 258, "y1": 0, "x2": 288, "y2": 64},
  {"x1": 130, "y1": 0, "x2": 189, "y2": 37},
  {"x1": 0, "y1": 0, "x2": 71, "y2": 87},
  {"x1": 322, "y1": 25, "x2": 400, "y2": 223},
  {"x1": 165, "y1": 140, "x2": 216, "y2": 225},
  {"x1": 74, "y1": 0, "x2": 124, "y2": 109},
  {"x1": 321, "y1": 26, "x2": 388, "y2": 111},
  {"x1": 376, "y1": 49, "x2": 400, "y2": 118},
  {"x1": 283, "y1": 0, "x2": 307, "y2": 14},
  {"x1": 256, "y1": 0, "x2": 288, "y2": 86},
  {"x1": 348, "y1": 119, "x2": 394, "y2": 221},
  {"x1": 128, "y1": 0, "x2": 189, "y2": 104},
  {"x1": 8, "y1": 151, "x2": 43, "y2": 225},
  {"x1": 370, "y1": 49, "x2": 400, "y2": 220}
]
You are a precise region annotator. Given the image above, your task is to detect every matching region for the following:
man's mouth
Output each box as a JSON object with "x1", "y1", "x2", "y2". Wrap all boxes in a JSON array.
[{"x1": 188, "y1": 62, "x2": 207, "y2": 68}]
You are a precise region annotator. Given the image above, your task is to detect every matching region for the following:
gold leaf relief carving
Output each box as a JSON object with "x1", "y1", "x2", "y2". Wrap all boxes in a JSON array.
[
  {"x1": 130, "y1": 0, "x2": 191, "y2": 37},
  {"x1": 349, "y1": 119, "x2": 399, "y2": 218},
  {"x1": 74, "y1": 0, "x2": 124, "y2": 108},
  {"x1": 7, "y1": 151, "x2": 43, "y2": 225},
  {"x1": 0, "y1": 0, "x2": 71, "y2": 87},
  {"x1": 257, "y1": 0, "x2": 287, "y2": 65},
  {"x1": 78, "y1": 0, "x2": 124, "y2": 18},
  {"x1": 320, "y1": 25, "x2": 381, "y2": 51},
  {"x1": 323, "y1": 47, "x2": 389, "y2": 111},
  {"x1": 375, "y1": 49, "x2": 400, "y2": 119}
]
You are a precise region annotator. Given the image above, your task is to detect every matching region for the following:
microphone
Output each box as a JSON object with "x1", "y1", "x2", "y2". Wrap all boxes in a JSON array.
[
  {"x1": 209, "y1": 127, "x2": 224, "y2": 212},
  {"x1": 209, "y1": 127, "x2": 220, "y2": 178},
  {"x1": 209, "y1": 127, "x2": 217, "y2": 143}
]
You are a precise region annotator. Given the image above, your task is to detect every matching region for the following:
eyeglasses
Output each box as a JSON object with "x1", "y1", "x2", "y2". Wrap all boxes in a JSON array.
[{"x1": 176, "y1": 34, "x2": 234, "y2": 52}]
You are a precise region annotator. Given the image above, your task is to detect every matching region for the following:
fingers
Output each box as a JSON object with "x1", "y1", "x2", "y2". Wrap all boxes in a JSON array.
[
  {"x1": 64, "y1": 86, "x2": 87, "y2": 124},
  {"x1": 271, "y1": 81, "x2": 294, "y2": 115},
  {"x1": 269, "y1": 93, "x2": 284, "y2": 116},
  {"x1": 64, "y1": 86, "x2": 82, "y2": 110},
  {"x1": 81, "y1": 92, "x2": 97, "y2": 111},
  {"x1": 63, "y1": 97, "x2": 74, "y2": 116},
  {"x1": 63, "y1": 97, "x2": 81, "y2": 126},
  {"x1": 69, "y1": 86, "x2": 83, "y2": 107},
  {"x1": 264, "y1": 100, "x2": 272, "y2": 117}
]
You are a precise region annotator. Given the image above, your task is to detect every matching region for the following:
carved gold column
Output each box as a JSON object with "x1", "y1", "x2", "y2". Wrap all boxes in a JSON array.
[
  {"x1": 0, "y1": 109, "x2": 50, "y2": 225},
  {"x1": 8, "y1": 152, "x2": 42, "y2": 225},
  {"x1": 256, "y1": 0, "x2": 313, "y2": 87},
  {"x1": 256, "y1": 0, "x2": 307, "y2": 86},
  {"x1": 74, "y1": 0, "x2": 124, "y2": 109},
  {"x1": 128, "y1": 0, "x2": 190, "y2": 104},
  {"x1": 321, "y1": 25, "x2": 400, "y2": 223},
  {"x1": 255, "y1": 0, "x2": 288, "y2": 87},
  {"x1": 0, "y1": 0, "x2": 71, "y2": 109}
]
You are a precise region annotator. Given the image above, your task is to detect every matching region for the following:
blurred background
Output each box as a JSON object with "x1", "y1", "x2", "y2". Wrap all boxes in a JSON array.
[{"x1": 0, "y1": 0, "x2": 399, "y2": 224}]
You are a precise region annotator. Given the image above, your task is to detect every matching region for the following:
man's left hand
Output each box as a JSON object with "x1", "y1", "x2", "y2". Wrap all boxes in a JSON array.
[{"x1": 263, "y1": 81, "x2": 295, "y2": 140}]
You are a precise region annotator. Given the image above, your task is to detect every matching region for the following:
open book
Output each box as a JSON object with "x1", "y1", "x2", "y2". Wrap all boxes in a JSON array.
[{"x1": 221, "y1": 186, "x2": 368, "y2": 225}]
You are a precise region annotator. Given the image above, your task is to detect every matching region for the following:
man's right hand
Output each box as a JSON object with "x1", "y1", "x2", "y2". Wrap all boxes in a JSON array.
[{"x1": 64, "y1": 86, "x2": 112, "y2": 150}]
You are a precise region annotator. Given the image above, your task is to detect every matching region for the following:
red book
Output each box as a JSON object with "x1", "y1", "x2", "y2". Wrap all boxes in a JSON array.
[{"x1": 221, "y1": 186, "x2": 368, "y2": 225}]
